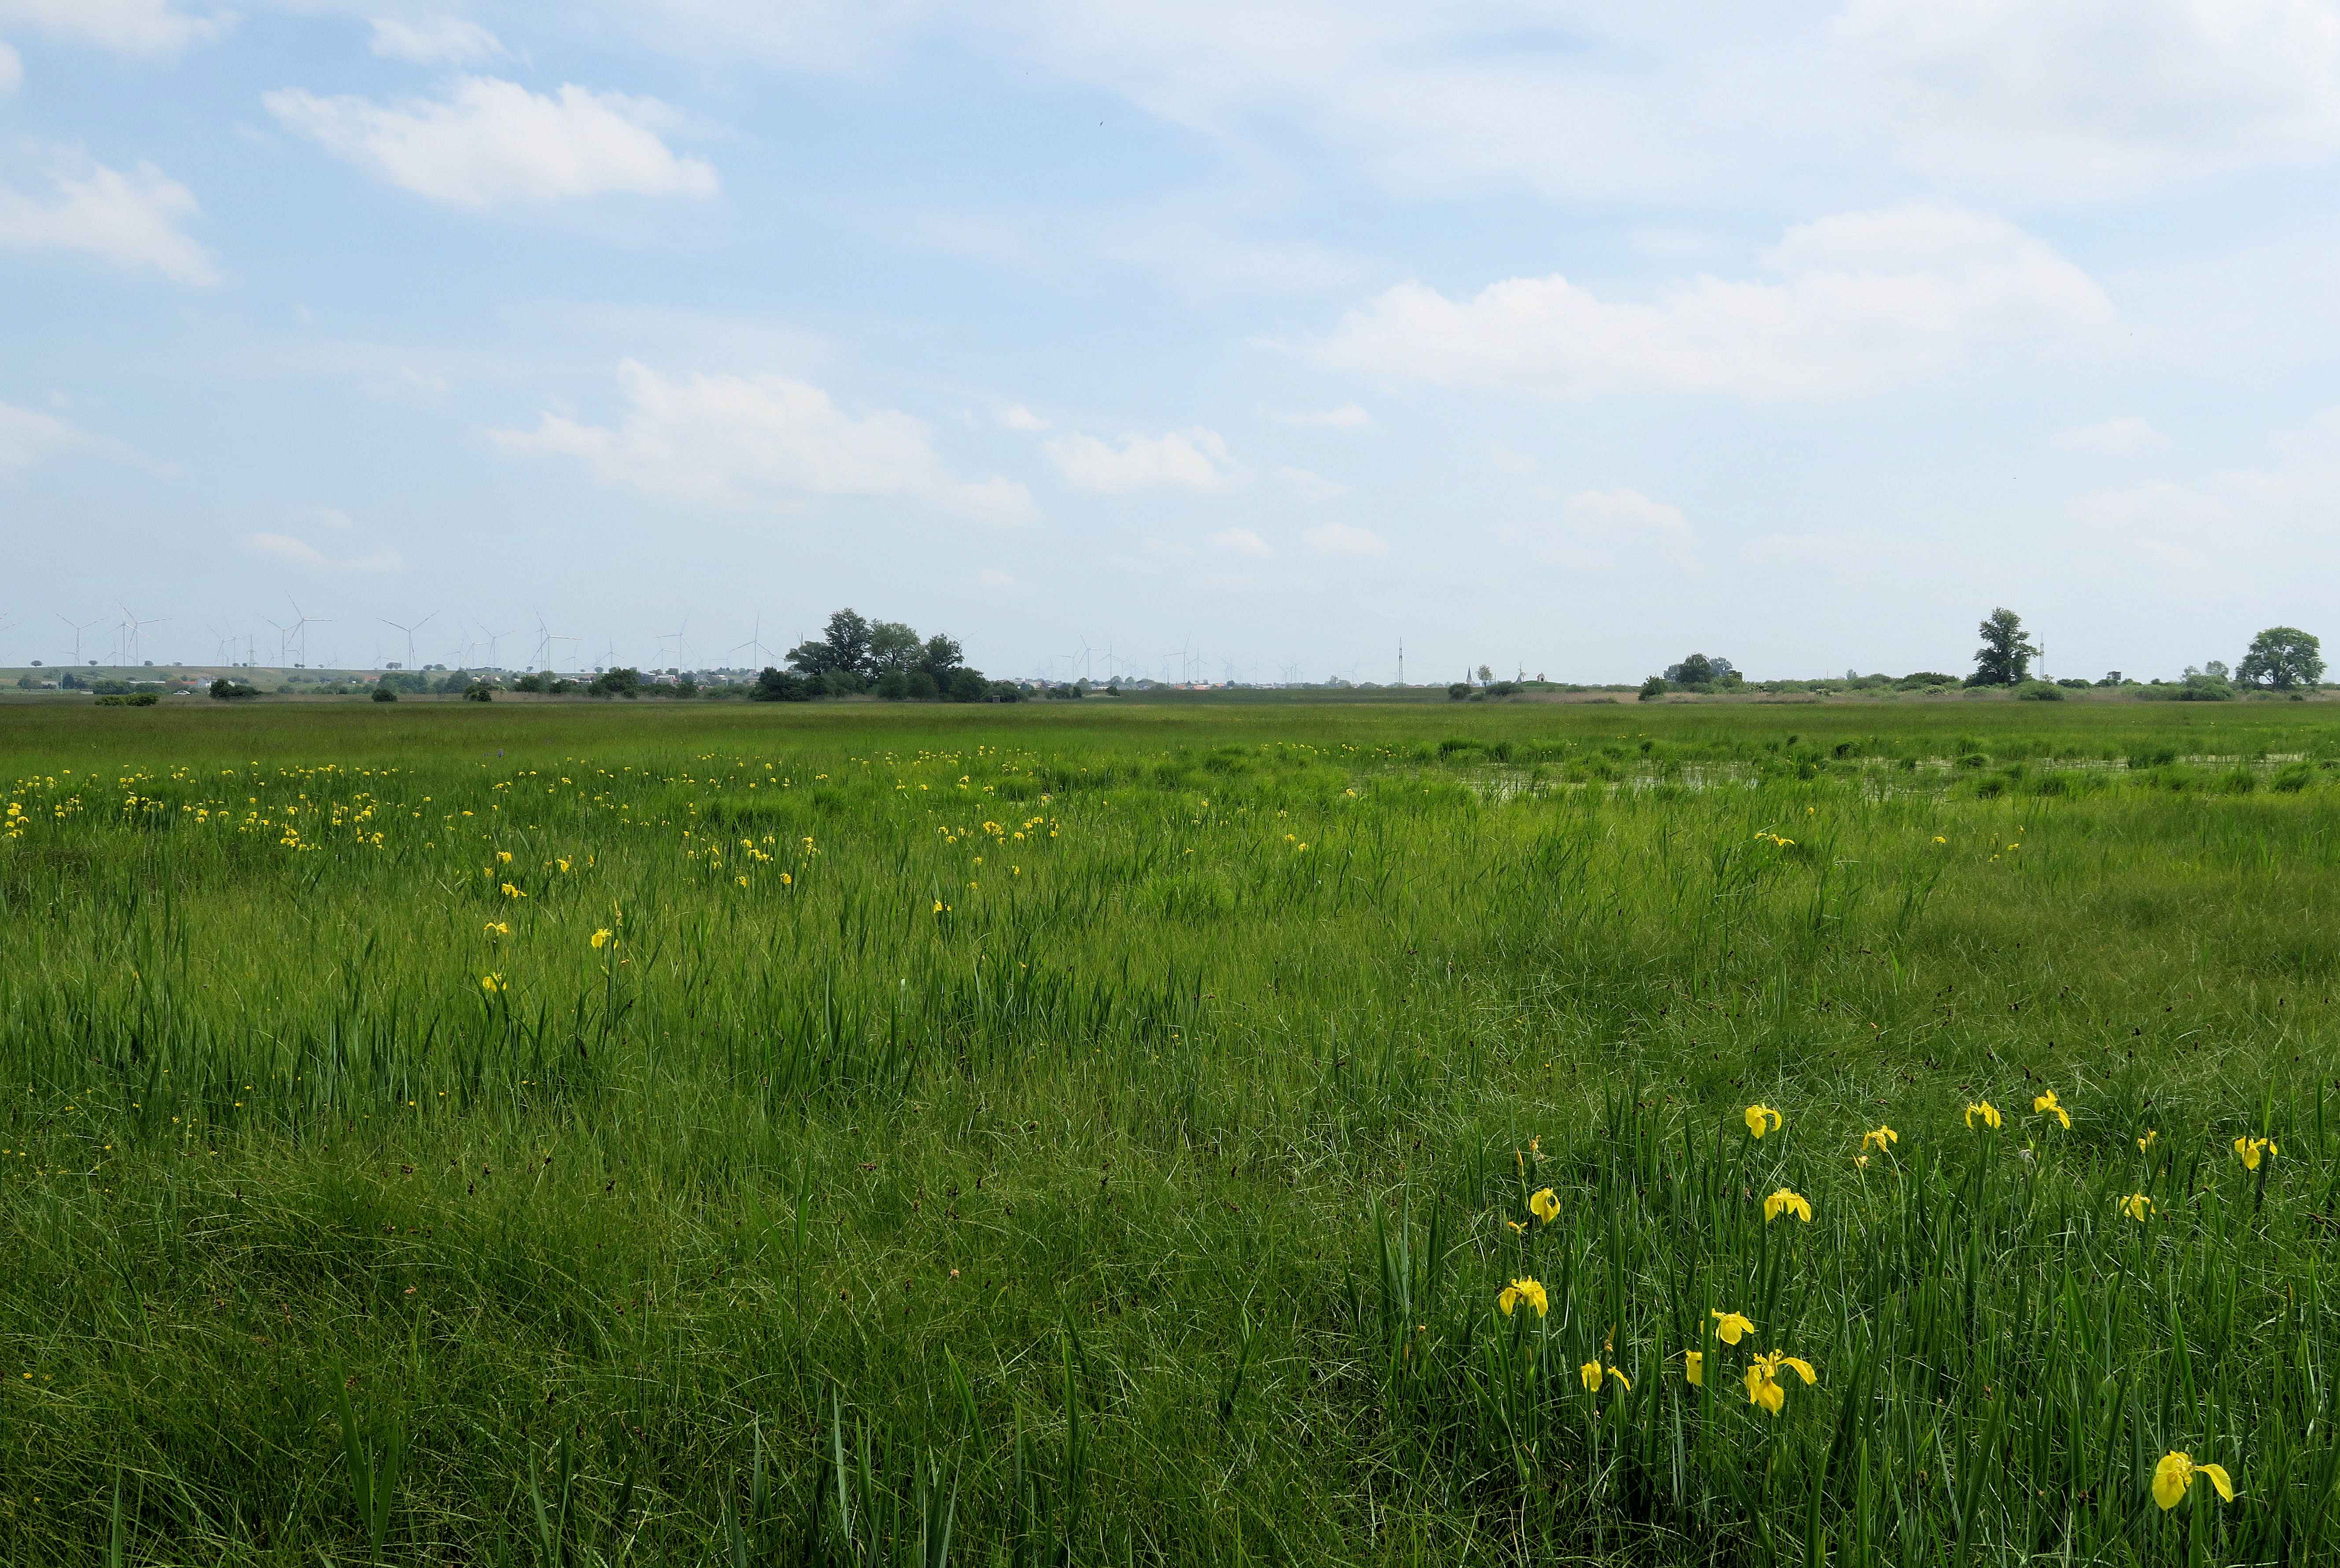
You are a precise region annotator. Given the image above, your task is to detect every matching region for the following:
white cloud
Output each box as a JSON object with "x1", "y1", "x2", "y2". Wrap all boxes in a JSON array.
[
  {"x1": 240, "y1": 532, "x2": 404, "y2": 572},
  {"x1": 1301, "y1": 521, "x2": 1386, "y2": 557},
  {"x1": 368, "y1": 16, "x2": 511, "y2": 66},
  {"x1": 264, "y1": 77, "x2": 719, "y2": 208},
  {"x1": 2069, "y1": 408, "x2": 2340, "y2": 571},
  {"x1": 1839, "y1": 0, "x2": 2340, "y2": 194},
  {"x1": 0, "y1": 401, "x2": 87, "y2": 473},
  {"x1": 1044, "y1": 427, "x2": 1231, "y2": 492},
  {"x1": 1509, "y1": 488, "x2": 1697, "y2": 570},
  {"x1": 490, "y1": 359, "x2": 1037, "y2": 524},
  {"x1": 2053, "y1": 416, "x2": 2166, "y2": 456},
  {"x1": 1209, "y1": 526, "x2": 1272, "y2": 557},
  {"x1": 998, "y1": 403, "x2": 1050, "y2": 432},
  {"x1": 976, "y1": 567, "x2": 1015, "y2": 586},
  {"x1": 0, "y1": 40, "x2": 21, "y2": 92},
  {"x1": 0, "y1": 0, "x2": 228, "y2": 55},
  {"x1": 313, "y1": 506, "x2": 357, "y2": 531},
  {"x1": 1318, "y1": 202, "x2": 2113, "y2": 399},
  {"x1": 0, "y1": 151, "x2": 218, "y2": 284},
  {"x1": 1271, "y1": 403, "x2": 1371, "y2": 428},
  {"x1": 1275, "y1": 464, "x2": 1346, "y2": 502}
]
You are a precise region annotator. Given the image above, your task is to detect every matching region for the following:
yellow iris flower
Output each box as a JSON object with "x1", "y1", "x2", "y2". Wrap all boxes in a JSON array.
[
  {"x1": 1743, "y1": 1349, "x2": 1817, "y2": 1414},
  {"x1": 1763, "y1": 1188, "x2": 1813, "y2": 1223},
  {"x1": 1528, "y1": 1188, "x2": 1560, "y2": 1225},
  {"x1": 1684, "y1": 1350, "x2": 1704, "y2": 1386},
  {"x1": 2234, "y1": 1136, "x2": 2277, "y2": 1171},
  {"x1": 1965, "y1": 1101, "x2": 2002, "y2": 1130},
  {"x1": 2119, "y1": 1193, "x2": 2152, "y2": 1221},
  {"x1": 1498, "y1": 1277, "x2": 1549, "y2": 1319},
  {"x1": 1711, "y1": 1310, "x2": 1754, "y2": 1345},
  {"x1": 2152, "y1": 1452, "x2": 2236, "y2": 1510},
  {"x1": 1861, "y1": 1126, "x2": 1898, "y2": 1153},
  {"x1": 1744, "y1": 1104, "x2": 1782, "y2": 1139},
  {"x1": 1580, "y1": 1360, "x2": 1630, "y2": 1393},
  {"x1": 2033, "y1": 1090, "x2": 2071, "y2": 1129},
  {"x1": 480, "y1": 974, "x2": 503, "y2": 994},
  {"x1": 590, "y1": 928, "x2": 612, "y2": 949},
  {"x1": 2138, "y1": 1130, "x2": 2157, "y2": 1152}
]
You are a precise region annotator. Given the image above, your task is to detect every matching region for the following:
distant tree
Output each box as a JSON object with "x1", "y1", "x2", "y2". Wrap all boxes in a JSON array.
[
  {"x1": 2095, "y1": 671, "x2": 2125, "y2": 687},
  {"x1": 1969, "y1": 608, "x2": 2039, "y2": 686},
  {"x1": 868, "y1": 621, "x2": 921, "y2": 675},
  {"x1": 906, "y1": 670, "x2": 940, "y2": 700},
  {"x1": 371, "y1": 685, "x2": 398, "y2": 703},
  {"x1": 589, "y1": 667, "x2": 644, "y2": 699},
  {"x1": 918, "y1": 634, "x2": 964, "y2": 679},
  {"x1": 821, "y1": 609, "x2": 875, "y2": 675},
  {"x1": 463, "y1": 683, "x2": 494, "y2": 702},
  {"x1": 1638, "y1": 675, "x2": 1668, "y2": 702},
  {"x1": 1663, "y1": 654, "x2": 1738, "y2": 687},
  {"x1": 1474, "y1": 664, "x2": 1494, "y2": 683},
  {"x1": 1448, "y1": 682, "x2": 1472, "y2": 701},
  {"x1": 208, "y1": 677, "x2": 259, "y2": 701},
  {"x1": 751, "y1": 667, "x2": 813, "y2": 703},
  {"x1": 2237, "y1": 627, "x2": 2324, "y2": 690}
]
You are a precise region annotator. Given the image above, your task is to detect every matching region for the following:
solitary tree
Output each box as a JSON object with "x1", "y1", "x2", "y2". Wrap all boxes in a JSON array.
[
  {"x1": 1970, "y1": 608, "x2": 2039, "y2": 686},
  {"x1": 2237, "y1": 626, "x2": 2324, "y2": 690}
]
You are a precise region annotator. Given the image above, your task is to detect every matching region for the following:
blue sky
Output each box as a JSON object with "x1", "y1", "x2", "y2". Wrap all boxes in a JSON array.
[{"x1": 6, "y1": 0, "x2": 2340, "y2": 683}]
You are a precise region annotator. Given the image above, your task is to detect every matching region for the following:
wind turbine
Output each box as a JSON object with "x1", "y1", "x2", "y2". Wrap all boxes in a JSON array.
[
  {"x1": 58, "y1": 613, "x2": 106, "y2": 667},
  {"x1": 287, "y1": 598, "x2": 329, "y2": 668},
  {"x1": 479, "y1": 624, "x2": 522, "y2": 671},
  {"x1": 658, "y1": 618, "x2": 691, "y2": 671},
  {"x1": 377, "y1": 611, "x2": 435, "y2": 672},
  {"x1": 726, "y1": 615, "x2": 772, "y2": 671},
  {"x1": 262, "y1": 616, "x2": 291, "y2": 666},
  {"x1": 120, "y1": 605, "x2": 166, "y2": 666},
  {"x1": 530, "y1": 611, "x2": 552, "y2": 672}
]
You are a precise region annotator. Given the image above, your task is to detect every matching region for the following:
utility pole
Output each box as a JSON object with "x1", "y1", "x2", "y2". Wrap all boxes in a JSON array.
[{"x1": 1397, "y1": 638, "x2": 1404, "y2": 687}]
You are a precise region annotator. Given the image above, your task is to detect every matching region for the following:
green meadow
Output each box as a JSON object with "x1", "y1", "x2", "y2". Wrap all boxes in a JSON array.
[{"x1": 7, "y1": 696, "x2": 2340, "y2": 1564}]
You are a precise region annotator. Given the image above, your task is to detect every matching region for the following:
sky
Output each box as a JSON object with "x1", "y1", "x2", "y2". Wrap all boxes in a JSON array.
[{"x1": 5, "y1": 0, "x2": 2340, "y2": 684}]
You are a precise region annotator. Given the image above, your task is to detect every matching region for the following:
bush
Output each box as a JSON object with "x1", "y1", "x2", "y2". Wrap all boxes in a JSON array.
[
  {"x1": 207, "y1": 678, "x2": 261, "y2": 701},
  {"x1": 1637, "y1": 675, "x2": 1667, "y2": 702},
  {"x1": 750, "y1": 668, "x2": 812, "y2": 703},
  {"x1": 2014, "y1": 681, "x2": 2064, "y2": 701},
  {"x1": 2055, "y1": 677, "x2": 2091, "y2": 689},
  {"x1": 1448, "y1": 683, "x2": 1472, "y2": 701},
  {"x1": 371, "y1": 686, "x2": 398, "y2": 703},
  {"x1": 463, "y1": 684, "x2": 494, "y2": 703},
  {"x1": 93, "y1": 692, "x2": 159, "y2": 707}
]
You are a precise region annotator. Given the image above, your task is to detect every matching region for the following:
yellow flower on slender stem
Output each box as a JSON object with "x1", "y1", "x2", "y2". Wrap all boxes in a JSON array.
[
  {"x1": 1763, "y1": 1187, "x2": 1813, "y2": 1223},
  {"x1": 1498, "y1": 1277, "x2": 1548, "y2": 1319},
  {"x1": 1861, "y1": 1126, "x2": 1898, "y2": 1153},
  {"x1": 1965, "y1": 1101, "x2": 2002, "y2": 1130},
  {"x1": 1743, "y1": 1349, "x2": 1817, "y2": 1414},
  {"x1": 2138, "y1": 1130, "x2": 2157, "y2": 1152},
  {"x1": 1684, "y1": 1350, "x2": 1704, "y2": 1386},
  {"x1": 1710, "y1": 1310, "x2": 1754, "y2": 1345},
  {"x1": 2119, "y1": 1193, "x2": 2152, "y2": 1221},
  {"x1": 1744, "y1": 1104, "x2": 1782, "y2": 1139},
  {"x1": 1529, "y1": 1188, "x2": 1561, "y2": 1225},
  {"x1": 590, "y1": 928, "x2": 613, "y2": 949},
  {"x1": 2234, "y1": 1136, "x2": 2277, "y2": 1171},
  {"x1": 2152, "y1": 1452, "x2": 2236, "y2": 1510},
  {"x1": 2033, "y1": 1090, "x2": 2071, "y2": 1130},
  {"x1": 480, "y1": 973, "x2": 503, "y2": 994},
  {"x1": 1580, "y1": 1360, "x2": 1630, "y2": 1393}
]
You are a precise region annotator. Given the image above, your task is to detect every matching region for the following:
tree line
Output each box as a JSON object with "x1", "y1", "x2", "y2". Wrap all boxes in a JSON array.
[{"x1": 1637, "y1": 612, "x2": 2324, "y2": 701}]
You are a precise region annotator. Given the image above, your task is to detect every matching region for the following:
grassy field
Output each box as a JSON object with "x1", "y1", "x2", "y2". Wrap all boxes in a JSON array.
[{"x1": 6, "y1": 696, "x2": 2340, "y2": 1564}]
